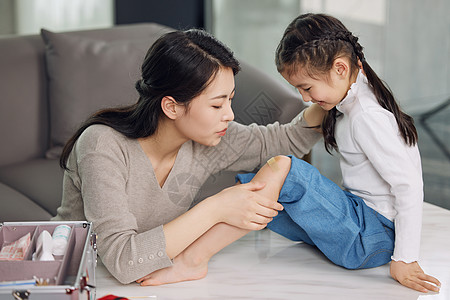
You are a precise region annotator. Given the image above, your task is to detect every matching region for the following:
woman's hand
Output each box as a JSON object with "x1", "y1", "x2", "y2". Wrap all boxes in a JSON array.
[
  {"x1": 212, "y1": 181, "x2": 284, "y2": 231},
  {"x1": 390, "y1": 260, "x2": 441, "y2": 293},
  {"x1": 303, "y1": 103, "x2": 326, "y2": 132}
]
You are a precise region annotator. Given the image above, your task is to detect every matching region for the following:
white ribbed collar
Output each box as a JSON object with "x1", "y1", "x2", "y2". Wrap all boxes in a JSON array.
[{"x1": 336, "y1": 70, "x2": 368, "y2": 113}]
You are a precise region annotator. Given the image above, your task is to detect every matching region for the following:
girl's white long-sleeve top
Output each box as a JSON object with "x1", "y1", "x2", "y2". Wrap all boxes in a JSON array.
[{"x1": 335, "y1": 71, "x2": 423, "y2": 263}]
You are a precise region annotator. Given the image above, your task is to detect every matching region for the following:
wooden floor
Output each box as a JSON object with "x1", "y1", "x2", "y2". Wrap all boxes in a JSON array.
[{"x1": 311, "y1": 103, "x2": 450, "y2": 210}]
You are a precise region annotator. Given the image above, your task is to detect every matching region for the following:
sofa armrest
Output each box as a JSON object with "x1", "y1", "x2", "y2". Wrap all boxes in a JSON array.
[{"x1": 0, "y1": 182, "x2": 52, "y2": 222}]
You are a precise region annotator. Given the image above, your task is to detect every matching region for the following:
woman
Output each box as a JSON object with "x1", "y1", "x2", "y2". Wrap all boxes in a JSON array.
[{"x1": 52, "y1": 29, "x2": 323, "y2": 284}]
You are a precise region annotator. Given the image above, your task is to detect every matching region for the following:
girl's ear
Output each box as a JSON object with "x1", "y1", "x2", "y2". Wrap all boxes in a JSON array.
[
  {"x1": 333, "y1": 58, "x2": 350, "y2": 78},
  {"x1": 161, "y1": 96, "x2": 181, "y2": 120}
]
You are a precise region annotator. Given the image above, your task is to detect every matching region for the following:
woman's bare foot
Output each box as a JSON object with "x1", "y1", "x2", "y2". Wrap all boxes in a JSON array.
[{"x1": 137, "y1": 251, "x2": 208, "y2": 286}]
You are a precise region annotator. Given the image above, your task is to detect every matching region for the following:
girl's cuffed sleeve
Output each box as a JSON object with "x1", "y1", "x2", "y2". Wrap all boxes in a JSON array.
[{"x1": 352, "y1": 112, "x2": 423, "y2": 263}]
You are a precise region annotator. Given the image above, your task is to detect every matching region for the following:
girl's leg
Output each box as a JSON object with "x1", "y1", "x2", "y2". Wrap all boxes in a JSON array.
[
  {"x1": 267, "y1": 156, "x2": 394, "y2": 269},
  {"x1": 139, "y1": 155, "x2": 292, "y2": 285}
]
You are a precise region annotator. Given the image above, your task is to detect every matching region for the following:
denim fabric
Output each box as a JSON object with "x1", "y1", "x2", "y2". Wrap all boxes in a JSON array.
[{"x1": 236, "y1": 156, "x2": 395, "y2": 269}]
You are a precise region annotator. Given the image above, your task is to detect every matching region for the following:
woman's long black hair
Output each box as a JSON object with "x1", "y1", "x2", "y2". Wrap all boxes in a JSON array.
[
  {"x1": 275, "y1": 13, "x2": 417, "y2": 154},
  {"x1": 60, "y1": 29, "x2": 240, "y2": 170}
]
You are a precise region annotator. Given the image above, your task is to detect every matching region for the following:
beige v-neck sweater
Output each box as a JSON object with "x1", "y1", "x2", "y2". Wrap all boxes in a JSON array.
[{"x1": 53, "y1": 111, "x2": 320, "y2": 283}]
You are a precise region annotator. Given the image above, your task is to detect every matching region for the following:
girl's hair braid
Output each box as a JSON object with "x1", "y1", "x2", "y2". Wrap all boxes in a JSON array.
[{"x1": 276, "y1": 13, "x2": 417, "y2": 153}]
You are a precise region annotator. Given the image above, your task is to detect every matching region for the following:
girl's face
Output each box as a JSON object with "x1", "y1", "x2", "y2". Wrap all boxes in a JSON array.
[
  {"x1": 281, "y1": 61, "x2": 351, "y2": 111},
  {"x1": 175, "y1": 67, "x2": 235, "y2": 147}
]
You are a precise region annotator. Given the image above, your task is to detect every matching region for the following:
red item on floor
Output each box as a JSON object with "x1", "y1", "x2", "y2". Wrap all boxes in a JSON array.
[{"x1": 97, "y1": 294, "x2": 129, "y2": 300}]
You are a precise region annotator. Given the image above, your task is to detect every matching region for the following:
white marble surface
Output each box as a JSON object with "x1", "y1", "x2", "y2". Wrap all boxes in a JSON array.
[{"x1": 96, "y1": 202, "x2": 450, "y2": 299}]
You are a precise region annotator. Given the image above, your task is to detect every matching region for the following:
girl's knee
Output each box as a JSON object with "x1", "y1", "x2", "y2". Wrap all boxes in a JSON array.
[
  {"x1": 266, "y1": 155, "x2": 291, "y2": 176},
  {"x1": 252, "y1": 155, "x2": 291, "y2": 200},
  {"x1": 255, "y1": 155, "x2": 291, "y2": 188}
]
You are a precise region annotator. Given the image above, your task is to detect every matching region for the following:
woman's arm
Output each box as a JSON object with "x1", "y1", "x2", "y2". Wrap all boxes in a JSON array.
[
  {"x1": 139, "y1": 155, "x2": 292, "y2": 285},
  {"x1": 209, "y1": 107, "x2": 322, "y2": 175},
  {"x1": 83, "y1": 153, "x2": 282, "y2": 284},
  {"x1": 162, "y1": 180, "x2": 283, "y2": 259},
  {"x1": 71, "y1": 126, "x2": 281, "y2": 284},
  {"x1": 303, "y1": 103, "x2": 326, "y2": 130}
]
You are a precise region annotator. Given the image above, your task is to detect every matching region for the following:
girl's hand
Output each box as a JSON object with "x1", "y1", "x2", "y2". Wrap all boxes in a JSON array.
[
  {"x1": 390, "y1": 260, "x2": 441, "y2": 293},
  {"x1": 212, "y1": 181, "x2": 284, "y2": 231}
]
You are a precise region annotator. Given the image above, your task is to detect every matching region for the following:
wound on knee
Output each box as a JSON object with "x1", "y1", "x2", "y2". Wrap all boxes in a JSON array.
[{"x1": 266, "y1": 157, "x2": 280, "y2": 172}]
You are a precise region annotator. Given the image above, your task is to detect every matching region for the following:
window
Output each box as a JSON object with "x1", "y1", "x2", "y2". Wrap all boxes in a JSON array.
[{"x1": 210, "y1": 0, "x2": 450, "y2": 209}]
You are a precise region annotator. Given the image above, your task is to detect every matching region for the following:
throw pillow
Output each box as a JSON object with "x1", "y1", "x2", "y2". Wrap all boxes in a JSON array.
[{"x1": 41, "y1": 29, "x2": 155, "y2": 158}]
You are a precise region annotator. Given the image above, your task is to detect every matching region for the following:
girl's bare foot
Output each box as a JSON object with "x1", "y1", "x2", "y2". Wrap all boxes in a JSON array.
[{"x1": 137, "y1": 252, "x2": 208, "y2": 286}]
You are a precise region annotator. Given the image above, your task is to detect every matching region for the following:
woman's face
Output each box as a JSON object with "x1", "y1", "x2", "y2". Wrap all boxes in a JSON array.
[{"x1": 175, "y1": 67, "x2": 235, "y2": 147}]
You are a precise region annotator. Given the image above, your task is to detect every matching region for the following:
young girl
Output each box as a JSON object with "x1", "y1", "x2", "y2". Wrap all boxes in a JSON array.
[
  {"x1": 238, "y1": 13, "x2": 441, "y2": 293},
  {"x1": 52, "y1": 29, "x2": 322, "y2": 285}
]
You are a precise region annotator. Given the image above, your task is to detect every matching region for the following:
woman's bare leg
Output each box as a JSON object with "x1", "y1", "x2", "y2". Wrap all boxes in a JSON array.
[{"x1": 138, "y1": 155, "x2": 291, "y2": 286}]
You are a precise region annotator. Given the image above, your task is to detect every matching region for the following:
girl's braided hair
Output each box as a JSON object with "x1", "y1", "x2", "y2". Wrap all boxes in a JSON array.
[{"x1": 276, "y1": 13, "x2": 417, "y2": 153}]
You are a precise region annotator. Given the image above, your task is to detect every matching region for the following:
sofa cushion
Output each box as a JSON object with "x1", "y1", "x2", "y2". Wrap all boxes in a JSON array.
[
  {"x1": 0, "y1": 159, "x2": 63, "y2": 216},
  {"x1": 0, "y1": 35, "x2": 49, "y2": 167},
  {"x1": 41, "y1": 26, "x2": 172, "y2": 157},
  {"x1": 0, "y1": 182, "x2": 52, "y2": 222}
]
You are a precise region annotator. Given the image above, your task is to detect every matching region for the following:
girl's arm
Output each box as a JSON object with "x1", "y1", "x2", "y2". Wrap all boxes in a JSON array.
[{"x1": 352, "y1": 112, "x2": 440, "y2": 292}]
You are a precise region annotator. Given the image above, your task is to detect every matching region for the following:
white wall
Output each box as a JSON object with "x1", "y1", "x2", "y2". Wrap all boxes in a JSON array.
[{"x1": 1, "y1": 0, "x2": 114, "y2": 36}]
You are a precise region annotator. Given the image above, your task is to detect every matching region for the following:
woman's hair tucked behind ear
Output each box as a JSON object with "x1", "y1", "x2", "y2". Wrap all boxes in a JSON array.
[
  {"x1": 276, "y1": 13, "x2": 417, "y2": 154},
  {"x1": 60, "y1": 29, "x2": 240, "y2": 170}
]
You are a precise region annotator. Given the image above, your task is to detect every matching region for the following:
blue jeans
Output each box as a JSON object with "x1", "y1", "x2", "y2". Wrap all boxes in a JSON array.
[{"x1": 236, "y1": 156, "x2": 395, "y2": 269}]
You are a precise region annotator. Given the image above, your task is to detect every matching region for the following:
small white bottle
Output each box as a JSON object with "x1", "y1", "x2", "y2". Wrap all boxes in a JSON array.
[
  {"x1": 52, "y1": 225, "x2": 71, "y2": 256},
  {"x1": 33, "y1": 230, "x2": 54, "y2": 261}
]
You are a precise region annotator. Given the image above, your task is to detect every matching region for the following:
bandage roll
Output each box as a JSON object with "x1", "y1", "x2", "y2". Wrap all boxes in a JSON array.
[{"x1": 52, "y1": 225, "x2": 71, "y2": 256}]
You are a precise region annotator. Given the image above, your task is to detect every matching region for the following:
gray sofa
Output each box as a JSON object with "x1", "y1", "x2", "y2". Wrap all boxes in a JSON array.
[{"x1": 0, "y1": 23, "x2": 305, "y2": 222}]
